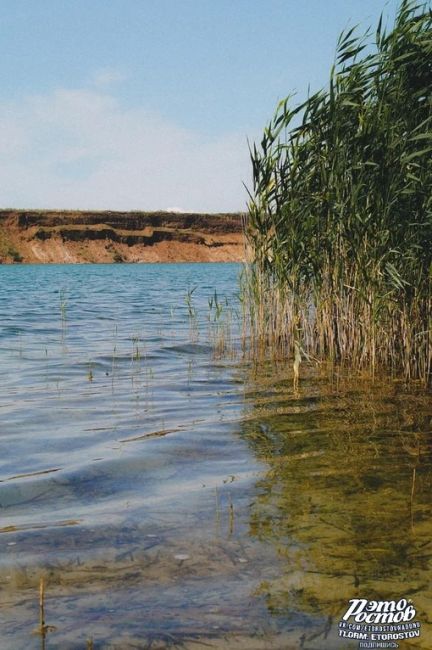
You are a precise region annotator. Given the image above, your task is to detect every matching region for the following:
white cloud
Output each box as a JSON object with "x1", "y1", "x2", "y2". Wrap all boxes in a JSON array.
[
  {"x1": 0, "y1": 86, "x2": 251, "y2": 212},
  {"x1": 90, "y1": 68, "x2": 129, "y2": 88}
]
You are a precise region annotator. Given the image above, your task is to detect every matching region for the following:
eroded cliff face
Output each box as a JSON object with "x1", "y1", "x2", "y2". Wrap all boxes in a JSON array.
[{"x1": 0, "y1": 210, "x2": 246, "y2": 263}]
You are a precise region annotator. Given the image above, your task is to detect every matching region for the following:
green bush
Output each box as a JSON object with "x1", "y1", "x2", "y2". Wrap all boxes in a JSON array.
[{"x1": 8, "y1": 248, "x2": 23, "y2": 263}]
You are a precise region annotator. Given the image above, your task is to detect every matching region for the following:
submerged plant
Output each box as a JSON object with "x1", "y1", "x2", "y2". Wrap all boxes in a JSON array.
[{"x1": 245, "y1": 0, "x2": 432, "y2": 384}]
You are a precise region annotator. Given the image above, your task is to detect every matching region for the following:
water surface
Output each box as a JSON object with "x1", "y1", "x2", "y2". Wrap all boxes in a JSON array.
[{"x1": 0, "y1": 264, "x2": 431, "y2": 649}]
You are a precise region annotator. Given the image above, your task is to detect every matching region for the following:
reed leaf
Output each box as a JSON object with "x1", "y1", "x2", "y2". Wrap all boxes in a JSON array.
[{"x1": 244, "y1": 0, "x2": 432, "y2": 384}]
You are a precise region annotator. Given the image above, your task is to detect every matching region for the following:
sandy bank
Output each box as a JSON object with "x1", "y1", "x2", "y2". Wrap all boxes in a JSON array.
[{"x1": 0, "y1": 209, "x2": 246, "y2": 263}]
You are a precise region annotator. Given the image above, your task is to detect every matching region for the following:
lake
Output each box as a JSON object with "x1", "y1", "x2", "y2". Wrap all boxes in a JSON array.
[{"x1": 1, "y1": 263, "x2": 431, "y2": 649}]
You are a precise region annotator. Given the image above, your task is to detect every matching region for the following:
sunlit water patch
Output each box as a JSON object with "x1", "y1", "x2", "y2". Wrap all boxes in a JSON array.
[{"x1": 0, "y1": 264, "x2": 431, "y2": 649}]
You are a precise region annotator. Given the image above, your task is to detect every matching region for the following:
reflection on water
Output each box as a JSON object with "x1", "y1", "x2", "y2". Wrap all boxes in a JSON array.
[
  {"x1": 0, "y1": 264, "x2": 431, "y2": 649},
  {"x1": 242, "y1": 365, "x2": 432, "y2": 649}
]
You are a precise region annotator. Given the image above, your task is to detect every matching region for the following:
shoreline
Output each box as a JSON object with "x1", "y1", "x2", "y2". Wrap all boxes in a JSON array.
[{"x1": 0, "y1": 209, "x2": 246, "y2": 264}]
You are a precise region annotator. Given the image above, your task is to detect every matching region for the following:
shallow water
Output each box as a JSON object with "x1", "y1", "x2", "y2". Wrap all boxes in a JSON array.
[{"x1": 0, "y1": 263, "x2": 431, "y2": 649}]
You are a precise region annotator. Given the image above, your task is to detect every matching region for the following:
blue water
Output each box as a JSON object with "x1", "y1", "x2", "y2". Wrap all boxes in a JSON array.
[
  {"x1": 0, "y1": 263, "x2": 295, "y2": 649},
  {"x1": 1, "y1": 263, "x2": 431, "y2": 650},
  {"x1": 0, "y1": 263, "x2": 242, "y2": 480}
]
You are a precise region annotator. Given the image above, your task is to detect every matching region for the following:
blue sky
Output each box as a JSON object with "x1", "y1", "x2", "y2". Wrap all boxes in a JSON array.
[{"x1": 0, "y1": 0, "x2": 402, "y2": 211}]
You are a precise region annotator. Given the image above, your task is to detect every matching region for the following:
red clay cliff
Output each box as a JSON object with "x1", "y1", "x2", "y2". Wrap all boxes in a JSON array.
[{"x1": 0, "y1": 210, "x2": 246, "y2": 263}]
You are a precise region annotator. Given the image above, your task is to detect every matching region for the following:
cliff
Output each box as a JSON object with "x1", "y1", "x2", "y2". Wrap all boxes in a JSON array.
[{"x1": 0, "y1": 210, "x2": 246, "y2": 263}]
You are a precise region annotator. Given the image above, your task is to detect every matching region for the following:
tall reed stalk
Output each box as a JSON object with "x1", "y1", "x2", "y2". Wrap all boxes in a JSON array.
[{"x1": 245, "y1": 0, "x2": 432, "y2": 384}]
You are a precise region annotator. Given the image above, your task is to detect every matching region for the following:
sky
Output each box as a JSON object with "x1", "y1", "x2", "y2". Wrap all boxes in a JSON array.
[{"x1": 0, "y1": 0, "x2": 403, "y2": 212}]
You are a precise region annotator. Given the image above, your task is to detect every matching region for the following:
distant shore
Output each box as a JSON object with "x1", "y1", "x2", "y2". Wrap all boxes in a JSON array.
[{"x1": 0, "y1": 209, "x2": 246, "y2": 264}]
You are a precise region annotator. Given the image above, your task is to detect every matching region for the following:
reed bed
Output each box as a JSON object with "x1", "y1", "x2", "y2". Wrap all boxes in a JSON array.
[{"x1": 244, "y1": 0, "x2": 432, "y2": 383}]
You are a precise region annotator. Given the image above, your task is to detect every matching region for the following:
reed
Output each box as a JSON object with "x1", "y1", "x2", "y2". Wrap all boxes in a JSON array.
[
  {"x1": 245, "y1": 0, "x2": 432, "y2": 384},
  {"x1": 208, "y1": 290, "x2": 236, "y2": 358}
]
